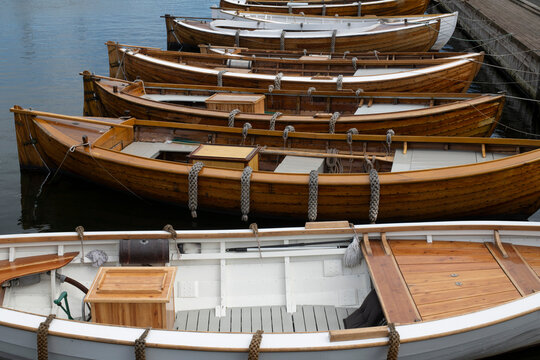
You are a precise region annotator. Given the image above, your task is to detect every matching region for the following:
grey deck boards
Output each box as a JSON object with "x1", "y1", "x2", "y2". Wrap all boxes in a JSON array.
[{"x1": 175, "y1": 305, "x2": 352, "y2": 333}]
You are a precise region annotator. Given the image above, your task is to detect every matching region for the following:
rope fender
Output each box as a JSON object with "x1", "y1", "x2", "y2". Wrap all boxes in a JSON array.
[
  {"x1": 248, "y1": 329, "x2": 264, "y2": 360},
  {"x1": 330, "y1": 29, "x2": 337, "y2": 53},
  {"x1": 217, "y1": 69, "x2": 227, "y2": 87},
  {"x1": 274, "y1": 72, "x2": 283, "y2": 90},
  {"x1": 188, "y1": 162, "x2": 204, "y2": 218},
  {"x1": 228, "y1": 109, "x2": 241, "y2": 127},
  {"x1": 329, "y1": 111, "x2": 340, "y2": 134},
  {"x1": 134, "y1": 327, "x2": 151, "y2": 360},
  {"x1": 365, "y1": 157, "x2": 380, "y2": 224},
  {"x1": 308, "y1": 170, "x2": 318, "y2": 221},
  {"x1": 282, "y1": 125, "x2": 295, "y2": 147},
  {"x1": 336, "y1": 74, "x2": 344, "y2": 91},
  {"x1": 242, "y1": 122, "x2": 252, "y2": 144},
  {"x1": 280, "y1": 30, "x2": 286, "y2": 50},
  {"x1": 269, "y1": 112, "x2": 282, "y2": 131},
  {"x1": 37, "y1": 314, "x2": 55, "y2": 360},
  {"x1": 241, "y1": 166, "x2": 253, "y2": 221},
  {"x1": 387, "y1": 323, "x2": 400, "y2": 360}
]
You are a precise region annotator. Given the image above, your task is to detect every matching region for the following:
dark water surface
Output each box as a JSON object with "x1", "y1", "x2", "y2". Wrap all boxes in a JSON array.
[{"x1": 0, "y1": 0, "x2": 538, "y2": 236}]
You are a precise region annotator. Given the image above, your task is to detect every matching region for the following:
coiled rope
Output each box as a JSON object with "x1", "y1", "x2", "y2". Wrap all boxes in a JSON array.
[
  {"x1": 248, "y1": 329, "x2": 264, "y2": 360},
  {"x1": 228, "y1": 109, "x2": 241, "y2": 127},
  {"x1": 336, "y1": 74, "x2": 343, "y2": 90},
  {"x1": 269, "y1": 112, "x2": 282, "y2": 131},
  {"x1": 365, "y1": 156, "x2": 380, "y2": 224},
  {"x1": 75, "y1": 225, "x2": 86, "y2": 262},
  {"x1": 37, "y1": 314, "x2": 55, "y2": 360},
  {"x1": 347, "y1": 128, "x2": 359, "y2": 172},
  {"x1": 330, "y1": 29, "x2": 337, "y2": 53},
  {"x1": 274, "y1": 72, "x2": 283, "y2": 90},
  {"x1": 134, "y1": 327, "x2": 151, "y2": 360},
  {"x1": 283, "y1": 125, "x2": 295, "y2": 147},
  {"x1": 308, "y1": 170, "x2": 318, "y2": 221},
  {"x1": 241, "y1": 166, "x2": 253, "y2": 221},
  {"x1": 188, "y1": 162, "x2": 204, "y2": 218},
  {"x1": 217, "y1": 69, "x2": 227, "y2": 87},
  {"x1": 242, "y1": 122, "x2": 252, "y2": 144},
  {"x1": 387, "y1": 323, "x2": 400, "y2": 360},
  {"x1": 329, "y1": 111, "x2": 340, "y2": 134}
]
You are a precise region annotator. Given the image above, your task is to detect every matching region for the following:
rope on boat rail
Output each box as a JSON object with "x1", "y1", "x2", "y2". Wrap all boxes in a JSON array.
[
  {"x1": 387, "y1": 323, "x2": 400, "y2": 360},
  {"x1": 308, "y1": 170, "x2": 318, "y2": 221},
  {"x1": 347, "y1": 128, "x2": 359, "y2": 173},
  {"x1": 188, "y1": 162, "x2": 204, "y2": 218},
  {"x1": 37, "y1": 314, "x2": 56, "y2": 360},
  {"x1": 282, "y1": 125, "x2": 295, "y2": 147},
  {"x1": 217, "y1": 69, "x2": 227, "y2": 87},
  {"x1": 163, "y1": 224, "x2": 182, "y2": 259},
  {"x1": 365, "y1": 156, "x2": 380, "y2": 224},
  {"x1": 274, "y1": 72, "x2": 283, "y2": 90},
  {"x1": 248, "y1": 329, "x2": 264, "y2": 360},
  {"x1": 307, "y1": 87, "x2": 316, "y2": 97},
  {"x1": 357, "y1": 2, "x2": 362, "y2": 16},
  {"x1": 343, "y1": 51, "x2": 350, "y2": 59},
  {"x1": 235, "y1": 29, "x2": 241, "y2": 47},
  {"x1": 249, "y1": 223, "x2": 262, "y2": 259},
  {"x1": 134, "y1": 327, "x2": 151, "y2": 360},
  {"x1": 269, "y1": 112, "x2": 282, "y2": 131},
  {"x1": 386, "y1": 129, "x2": 395, "y2": 156},
  {"x1": 329, "y1": 111, "x2": 340, "y2": 134},
  {"x1": 336, "y1": 74, "x2": 344, "y2": 90},
  {"x1": 228, "y1": 109, "x2": 241, "y2": 127},
  {"x1": 351, "y1": 56, "x2": 358, "y2": 71},
  {"x1": 242, "y1": 122, "x2": 252, "y2": 144},
  {"x1": 325, "y1": 148, "x2": 343, "y2": 173},
  {"x1": 241, "y1": 166, "x2": 253, "y2": 221},
  {"x1": 330, "y1": 29, "x2": 337, "y2": 53},
  {"x1": 76, "y1": 226, "x2": 86, "y2": 262},
  {"x1": 280, "y1": 30, "x2": 286, "y2": 50}
]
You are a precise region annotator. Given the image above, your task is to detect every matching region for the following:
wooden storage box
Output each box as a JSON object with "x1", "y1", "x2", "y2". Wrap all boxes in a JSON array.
[
  {"x1": 84, "y1": 267, "x2": 176, "y2": 329},
  {"x1": 205, "y1": 93, "x2": 265, "y2": 114},
  {"x1": 188, "y1": 144, "x2": 259, "y2": 170}
]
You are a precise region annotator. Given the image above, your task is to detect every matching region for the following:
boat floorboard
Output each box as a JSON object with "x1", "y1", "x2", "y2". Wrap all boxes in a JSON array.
[{"x1": 174, "y1": 305, "x2": 356, "y2": 333}]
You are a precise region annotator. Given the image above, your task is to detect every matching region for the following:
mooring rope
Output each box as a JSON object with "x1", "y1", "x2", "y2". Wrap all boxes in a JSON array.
[
  {"x1": 329, "y1": 111, "x2": 340, "y2": 134},
  {"x1": 325, "y1": 148, "x2": 343, "y2": 174},
  {"x1": 248, "y1": 329, "x2": 264, "y2": 360},
  {"x1": 217, "y1": 69, "x2": 227, "y2": 87},
  {"x1": 241, "y1": 166, "x2": 253, "y2": 221},
  {"x1": 163, "y1": 224, "x2": 182, "y2": 259},
  {"x1": 134, "y1": 327, "x2": 151, "y2": 360},
  {"x1": 336, "y1": 74, "x2": 344, "y2": 90},
  {"x1": 115, "y1": 49, "x2": 127, "y2": 80},
  {"x1": 50, "y1": 141, "x2": 89, "y2": 182},
  {"x1": 386, "y1": 323, "x2": 400, "y2": 360},
  {"x1": 269, "y1": 112, "x2": 282, "y2": 131},
  {"x1": 228, "y1": 109, "x2": 241, "y2": 127},
  {"x1": 188, "y1": 162, "x2": 204, "y2": 218},
  {"x1": 241, "y1": 122, "x2": 252, "y2": 145},
  {"x1": 308, "y1": 170, "x2": 318, "y2": 221},
  {"x1": 250, "y1": 223, "x2": 262, "y2": 259},
  {"x1": 274, "y1": 72, "x2": 283, "y2": 90},
  {"x1": 365, "y1": 156, "x2": 380, "y2": 224},
  {"x1": 75, "y1": 225, "x2": 86, "y2": 262},
  {"x1": 282, "y1": 125, "x2": 295, "y2": 148},
  {"x1": 37, "y1": 314, "x2": 56, "y2": 360}
]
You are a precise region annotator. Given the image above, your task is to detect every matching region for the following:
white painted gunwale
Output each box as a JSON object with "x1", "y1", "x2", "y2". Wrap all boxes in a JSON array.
[
  {"x1": 0, "y1": 221, "x2": 539, "y2": 351},
  {"x1": 126, "y1": 48, "x2": 478, "y2": 84},
  {"x1": 221, "y1": 0, "x2": 395, "y2": 10}
]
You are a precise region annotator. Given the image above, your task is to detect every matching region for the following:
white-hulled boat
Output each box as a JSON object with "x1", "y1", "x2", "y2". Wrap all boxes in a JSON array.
[{"x1": 0, "y1": 221, "x2": 539, "y2": 359}]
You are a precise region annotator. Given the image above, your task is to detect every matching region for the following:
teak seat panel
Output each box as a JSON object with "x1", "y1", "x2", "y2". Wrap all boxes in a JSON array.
[
  {"x1": 362, "y1": 240, "x2": 421, "y2": 324},
  {"x1": 0, "y1": 252, "x2": 79, "y2": 284}
]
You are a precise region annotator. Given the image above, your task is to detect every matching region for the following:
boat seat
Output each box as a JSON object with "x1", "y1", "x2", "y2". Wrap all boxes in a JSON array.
[
  {"x1": 0, "y1": 252, "x2": 79, "y2": 285},
  {"x1": 391, "y1": 149, "x2": 509, "y2": 172},
  {"x1": 354, "y1": 103, "x2": 428, "y2": 115},
  {"x1": 121, "y1": 142, "x2": 199, "y2": 159},
  {"x1": 274, "y1": 156, "x2": 325, "y2": 173},
  {"x1": 141, "y1": 94, "x2": 210, "y2": 103},
  {"x1": 174, "y1": 305, "x2": 356, "y2": 333}
]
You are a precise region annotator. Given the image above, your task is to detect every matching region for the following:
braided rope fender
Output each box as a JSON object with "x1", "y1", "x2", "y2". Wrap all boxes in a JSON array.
[
  {"x1": 241, "y1": 166, "x2": 253, "y2": 221},
  {"x1": 330, "y1": 29, "x2": 337, "y2": 53},
  {"x1": 228, "y1": 109, "x2": 241, "y2": 127},
  {"x1": 188, "y1": 162, "x2": 204, "y2": 218},
  {"x1": 218, "y1": 70, "x2": 227, "y2": 87},
  {"x1": 347, "y1": 127, "x2": 359, "y2": 146},
  {"x1": 308, "y1": 170, "x2": 318, "y2": 221},
  {"x1": 269, "y1": 112, "x2": 282, "y2": 131},
  {"x1": 274, "y1": 72, "x2": 283, "y2": 90},
  {"x1": 365, "y1": 157, "x2": 380, "y2": 224},
  {"x1": 329, "y1": 112, "x2": 340, "y2": 134},
  {"x1": 37, "y1": 314, "x2": 55, "y2": 360},
  {"x1": 387, "y1": 323, "x2": 400, "y2": 360},
  {"x1": 248, "y1": 329, "x2": 264, "y2": 360},
  {"x1": 322, "y1": 4, "x2": 327, "y2": 16},
  {"x1": 336, "y1": 74, "x2": 344, "y2": 91},
  {"x1": 134, "y1": 328, "x2": 151, "y2": 360},
  {"x1": 280, "y1": 30, "x2": 286, "y2": 50}
]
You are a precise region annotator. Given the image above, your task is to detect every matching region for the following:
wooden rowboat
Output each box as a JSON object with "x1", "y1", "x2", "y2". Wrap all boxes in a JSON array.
[
  {"x1": 12, "y1": 106, "x2": 540, "y2": 222},
  {"x1": 107, "y1": 42, "x2": 484, "y2": 93},
  {"x1": 1, "y1": 221, "x2": 539, "y2": 359},
  {"x1": 165, "y1": 12, "x2": 456, "y2": 52},
  {"x1": 218, "y1": 0, "x2": 430, "y2": 16},
  {"x1": 82, "y1": 72, "x2": 504, "y2": 136}
]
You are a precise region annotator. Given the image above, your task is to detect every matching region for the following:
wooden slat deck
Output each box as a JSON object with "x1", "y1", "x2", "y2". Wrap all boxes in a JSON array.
[{"x1": 174, "y1": 305, "x2": 354, "y2": 332}]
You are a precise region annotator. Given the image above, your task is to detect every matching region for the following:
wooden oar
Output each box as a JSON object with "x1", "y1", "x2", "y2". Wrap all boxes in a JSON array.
[
  {"x1": 260, "y1": 147, "x2": 393, "y2": 162},
  {"x1": 10, "y1": 107, "x2": 132, "y2": 129}
]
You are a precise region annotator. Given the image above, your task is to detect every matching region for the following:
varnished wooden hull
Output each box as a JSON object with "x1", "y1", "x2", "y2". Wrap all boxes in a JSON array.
[
  {"x1": 107, "y1": 44, "x2": 484, "y2": 93},
  {"x1": 84, "y1": 73, "x2": 503, "y2": 137},
  {"x1": 170, "y1": 18, "x2": 440, "y2": 52},
  {"x1": 219, "y1": 0, "x2": 430, "y2": 16},
  {"x1": 13, "y1": 107, "x2": 540, "y2": 222}
]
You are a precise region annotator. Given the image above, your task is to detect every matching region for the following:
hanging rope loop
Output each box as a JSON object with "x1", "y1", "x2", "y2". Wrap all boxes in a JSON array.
[
  {"x1": 37, "y1": 314, "x2": 56, "y2": 360},
  {"x1": 351, "y1": 57, "x2": 358, "y2": 71},
  {"x1": 274, "y1": 72, "x2": 283, "y2": 90},
  {"x1": 307, "y1": 86, "x2": 316, "y2": 97},
  {"x1": 386, "y1": 129, "x2": 395, "y2": 156},
  {"x1": 188, "y1": 162, "x2": 204, "y2": 218},
  {"x1": 365, "y1": 156, "x2": 380, "y2": 224},
  {"x1": 282, "y1": 125, "x2": 295, "y2": 147},
  {"x1": 241, "y1": 166, "x2": 253, "y2": 221},
  {"x1": 336, "y1": 74, "x2": 344, "y2": 91},
  {"x1": 325, "y1": 148, "x2": 343, "y2": 174},
  {"x1": 387, "y1": 323, "x2": 400, "y2": 360},
  {"x1": 330, "y1": 29, "x2": 337, "y2": 53},
  {"x1": 269, "y1": 112, "x2": 282, "y2": 131},
  {"x1": 242, "y1": 122, "x2": 252, "y2": 144},
  {"x1": 329, "y1": 112, "x2": 340, "y2": 134},
  {"x1": 134, "y1": 327, "x2": 151, "y2": 360},
  {"x1": 280, "y1": 30, "x2": 286, "y2": 50},
  {"x1": 343, "y1": 50, "x2": 350, "y2": 59},
  {"x1": 248, "y1": 329, "x2": 264, "y2": 360},
  {"x1": 308, "y1": 170, "x2": 318, "y2": 221},
  {"x1": 217, "y1": 69, "x2": 227, "y2": 87},
  {"x1": 347, "y1": 128, "x2": 359, "y2": 146},
  {"x1": 228, "y1": 109, "x2": 241, "y2": 127}
]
